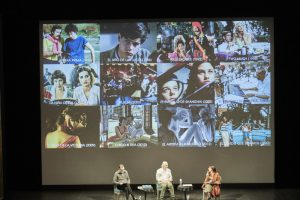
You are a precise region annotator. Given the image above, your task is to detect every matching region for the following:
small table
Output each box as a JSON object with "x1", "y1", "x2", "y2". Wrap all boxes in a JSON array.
[
  {"x1": 137, "y1": 185, "x2": 154, "y2": 200},
  {"x1": 177, "y1": 184, "x2": 193, "y2": 200}
]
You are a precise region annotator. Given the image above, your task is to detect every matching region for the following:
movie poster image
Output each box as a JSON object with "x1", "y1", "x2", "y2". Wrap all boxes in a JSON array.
[
  {"x1": 101, "y1": 63, "x2": 157, "y2": 105},
  {"x1": 215, "y1": 105, "x2": 271, "y2": 147},
  {"x1": 157, "y1": 62, "x2": 215, "y2": 105},
  {"x1": 43, "y1": 64, "x2": 100, "y2": 105},
  {"x1": 214, "y1": 21, "x2": 271, "y2": 62},
  {"x1": 158, "y1": 104, "x2": 215, "y2": 147},
  {"x1": 215, "y1": 61, "x2": 271, "y2": 105},
  {"x1": 155, "y1": 22, "x2": 205, "y2": 63},
  {"x1": 43, "y1": 105, "x2": 100, "y2": 149},
  {"x1": 154, "y1": 21, "x2": 271, "y2": 63},
  {"x1": 42, "y1": 23, "x2": 100, "y2": 65},
  {"x1": 100, "y1": 105, "x2": 158, "y2": 148},
  {"x1": 100, "y1": 22, "x2": 157, "y2": 63}
]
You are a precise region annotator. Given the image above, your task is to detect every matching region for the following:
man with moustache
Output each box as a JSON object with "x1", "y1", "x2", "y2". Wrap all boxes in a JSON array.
[{"x1": 43, "y1": 25, "x2": 64, "y2": 64}]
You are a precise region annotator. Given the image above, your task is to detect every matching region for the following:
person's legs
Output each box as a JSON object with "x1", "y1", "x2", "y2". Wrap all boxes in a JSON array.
[
  {"x1": 243, "y1": 131, "x2": 246, "y2": 145},
  {"x1": 243, "y1": 131, "x2": 250, "y2": 145},
  {"x1": 124, "y1": 187, "x2": 129, "y2": 200},
  {"x1": 249, "y1": 132, "x2": 253, "y2": 146},
  {"x1": 203, "y1": 191, "x2": 207, "y2": 200},
  {"x1": 125, "y1": 183, "x2": 136, "y2": 200},
  {"x1": 203, "y1": 184, "x2": 212, "y2": 200},
  {"x1": 207, "y1": 192, "x2": 212, "y2": 200},
  {"x1": 117, "y1": 184, "x2": 129, "y2": 200},
  {"x1": 167, "y1": 182, "x2": 175, "y2": 198},
  {"x1": 160, "y1": 183, "x2": 167, "y2": 199},
  {"x1": 245, "y1": 132, "x2": 250, "y2": 146},
  {"x1": 221, "y1": 131, "x2": 230, "y2": 147}
]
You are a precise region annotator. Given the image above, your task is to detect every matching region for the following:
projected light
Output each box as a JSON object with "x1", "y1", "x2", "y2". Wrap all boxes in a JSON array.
[{"x1": 41, "y1": 21, "x2": 272, "y2": 149}]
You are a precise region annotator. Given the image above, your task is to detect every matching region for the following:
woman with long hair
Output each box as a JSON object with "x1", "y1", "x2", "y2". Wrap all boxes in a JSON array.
[
  {"x1": 202, "y1": 166, "x2": 221, "y2": 200},
  {"x1": 184, "y1": 62, "x2": 215, "y2": 101},
  {"x1": 72, "y1": 64, "x2": 100, "y2": 105},
  {"x1": 107, "y1": 117, "x2": 129, "y2": 142}
]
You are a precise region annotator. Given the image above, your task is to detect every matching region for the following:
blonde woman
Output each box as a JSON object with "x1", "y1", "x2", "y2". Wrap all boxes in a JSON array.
[{"x1": 233, "y1": 22, "x2": 252, "y2": 48}]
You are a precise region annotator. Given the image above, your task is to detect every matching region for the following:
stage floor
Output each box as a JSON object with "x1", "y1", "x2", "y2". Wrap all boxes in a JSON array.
[{"x1": 6, "y1": 187, "x2": 300, "y2": 200}]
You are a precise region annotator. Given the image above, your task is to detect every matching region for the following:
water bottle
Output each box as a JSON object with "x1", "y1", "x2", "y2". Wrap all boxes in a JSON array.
[{"x1": 179, "y1": 178, "x2": 182, "y2": 186}]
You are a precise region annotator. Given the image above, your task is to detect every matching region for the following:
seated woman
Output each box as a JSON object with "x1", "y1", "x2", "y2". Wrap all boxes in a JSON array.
[
  {"x1": 233, "y1": 22, "x2": 252, "y2": 49},
  {"x1": 44, "y1": 70, "x2": 72, "y2": 102},
  {"x1": 45, "y1": 107, "x2": 87, "y2": 148},
  {"x1": 202, "y1": 166, "x2": 221, "y2": 200},
  {"x1": 107, "y1": 117, "x2": 129, "y2": 142},
  {"x1": 72, "y1": 64, "x2": 100, "y2": 105}
]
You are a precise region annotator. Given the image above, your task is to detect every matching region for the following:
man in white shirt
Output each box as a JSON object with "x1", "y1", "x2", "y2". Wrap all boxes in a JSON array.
[
  {"x1": 156, "y1": 161, "x2": 175, "y2": 199},
  {"x1": 217, "y1": 31, "x2": 238, "y2": 54},
  {"x1": 256, "y1": 70, "x2": 271, "y2": 99},
  {"x1": 243, "y1": 68, "x2": 270, "y2": 99}
]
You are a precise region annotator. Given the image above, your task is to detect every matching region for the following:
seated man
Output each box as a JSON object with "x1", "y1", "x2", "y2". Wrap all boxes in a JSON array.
[
  {"x1": 156, "y1": 161, "x2": 175, "y2": 199},
  {"x1": 242, "y1": 67, "x2": 270, "y2": 100},
  {"x1": 113, "y1": 164, "x2": 137, "y2": 200},
  {"x1": 217, "y1": 31, "x2": 238, "y2": 54}
]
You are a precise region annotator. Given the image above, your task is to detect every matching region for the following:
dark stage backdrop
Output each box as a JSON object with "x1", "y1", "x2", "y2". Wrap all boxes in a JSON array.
[{"x1": 1, "y1": 5, "x2": 299, "y2": 189}]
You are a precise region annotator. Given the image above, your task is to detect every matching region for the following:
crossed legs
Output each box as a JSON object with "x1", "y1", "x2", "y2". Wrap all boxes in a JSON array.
[{"x1": 117, "y1": 183, "x2": 135, "y2": 200}]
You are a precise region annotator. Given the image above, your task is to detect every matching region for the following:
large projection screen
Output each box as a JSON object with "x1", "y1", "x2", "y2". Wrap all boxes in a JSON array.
[{"x1": 41, "y1": 19, "x2": 274, "y2": 185}]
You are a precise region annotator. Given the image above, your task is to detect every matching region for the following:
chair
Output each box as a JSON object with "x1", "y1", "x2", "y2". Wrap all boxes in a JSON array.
[{"x1": 113, "y1": 184, "x2": 126, "y2": 200}]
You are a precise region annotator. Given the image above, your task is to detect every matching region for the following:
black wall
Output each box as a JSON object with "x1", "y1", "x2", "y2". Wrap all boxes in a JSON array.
[{"x1": 1, "y1": 2, "x2": 299, "y2": 191}]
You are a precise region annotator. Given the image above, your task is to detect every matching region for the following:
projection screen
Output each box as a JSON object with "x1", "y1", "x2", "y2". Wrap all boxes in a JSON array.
[{"x1": 41, "y1": 19, "x2": 274, "y2": 185}]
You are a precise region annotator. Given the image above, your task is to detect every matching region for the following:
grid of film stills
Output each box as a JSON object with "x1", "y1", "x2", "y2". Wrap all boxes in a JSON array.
[{"x1": 41, "y1": 21, "x2": 272, "y2": 149}]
